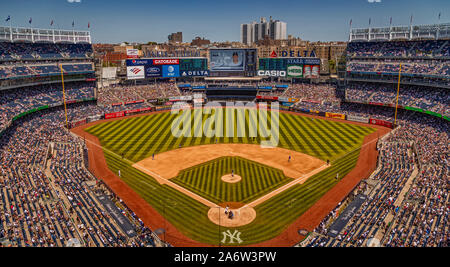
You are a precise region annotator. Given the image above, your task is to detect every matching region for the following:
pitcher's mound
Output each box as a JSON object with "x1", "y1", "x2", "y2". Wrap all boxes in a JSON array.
[
  {"x1": 208, "y1": 204, "x2": 256, "y2": 227},
  {"x1": 221, "y1": 174, "x2": 242, "y2": 183}
]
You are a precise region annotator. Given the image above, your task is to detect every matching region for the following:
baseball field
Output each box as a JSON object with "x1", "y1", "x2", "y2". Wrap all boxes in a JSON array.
[{"x1": 74, "y1": 107, "x2": 384, "y2": 246}]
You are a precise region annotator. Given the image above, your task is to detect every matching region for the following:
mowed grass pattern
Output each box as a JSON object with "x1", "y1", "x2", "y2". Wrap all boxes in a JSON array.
[
  {"x1": 171, "y1": 157, "x2": 293, "y2": 204},
  {"x1": 86, "y1": 108, "x2": 376, "y2": 163},
  {"x1": 86, "y1": 109, "x2": 377, "y2": 245}
]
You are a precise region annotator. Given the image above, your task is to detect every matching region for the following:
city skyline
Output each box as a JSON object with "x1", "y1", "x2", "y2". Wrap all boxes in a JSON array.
[{"x1": 0, "y1": 0, "x2": 449, "y2": 44}]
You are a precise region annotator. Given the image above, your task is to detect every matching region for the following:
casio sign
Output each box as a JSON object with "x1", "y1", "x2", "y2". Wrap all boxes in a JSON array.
[{"x1": 258, "y1": 70, "x2": 286, "y2": 77}]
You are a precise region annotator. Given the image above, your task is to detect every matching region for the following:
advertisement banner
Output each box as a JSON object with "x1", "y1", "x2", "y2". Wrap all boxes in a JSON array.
[
  {"x1": 303, "y1": 65, "x2": 312, "y2": 78},
  {"x1": 369, "y1": 118, "x2": 393, "y2": 128},
  {"x1": 210, "y1": 49, "x2": 245, "y2": 71},
  {"x1": 126, "y1": 49, "x2": 139, "y2": 59},
  {"x1": 105, "y1": 111, "x2": 125, "y2": 119},
  {"x1": 404, "y1": 106, "x2": 423, "y2": 112},
  {"x1": 124, "y1": 99, "x2": 145, "y2": 105},
  {"x1": 162, "y1": 64, "x2": 180, "y2": 78},
  {"x1": 112, "y1": 102, "x2": 123, "y2": 107},
  {"x1": 281, "y1": 102, "x2": 294, "y2": 107},
  {"x1": 325, "y1": 112, "x2": 346, "y2": 120},
  {"x1": 153, "y1": 59, "x2": 179, "y2": 65},
  {"x1": 180, "y1": 70, "x2": 209, "y2": 77},
  {"x1": 368, "y1": 102, "x2": 385, "y2": 106},
  {"x1": 145, "y1": 65, "x2": 162, "y2": 78},
  {"x1": 87, "y1": 115, "x2": 102, "y2": 122},
  {"x1": 256, "y1": 95, "x2": 278, "y2": 100},
  {"x1": 347, "y1": 115, "x2": 369, "y2": 123},
  {"x1": 127, "y1": 59, "x2": 152, "y2": 66},
  {"x1": 70, "y1": 119, "x2": 87, "y2": 128},
  {"x1": 125, "y1": 109, "x2": 141, "y2": 115},
  {"x1": 287, "y1": 65, "x2": 303, "y2": 78},
  {"x1": 126, "y1": 66, "x2": 145, "y2": 80},
  {"x1": 311, "y1": 65, "x2": 320, "y2": 78},
  {"x1": 257, "y1": 70, "x2": 286, "y2": 77}
]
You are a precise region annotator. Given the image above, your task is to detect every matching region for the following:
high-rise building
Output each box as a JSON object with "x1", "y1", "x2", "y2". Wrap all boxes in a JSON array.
[
  {"x1": 240, "y1": 17, "x2": 286, "y2": 45},
  {"x1": 168, "y1": 32, "x2": 183, "y2": 44}
]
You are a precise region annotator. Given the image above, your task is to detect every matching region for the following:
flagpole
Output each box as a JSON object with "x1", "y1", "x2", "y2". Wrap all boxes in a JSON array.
[
  {"x1": 60, "y1": 64, "x2": 69, "y2": 129},
  {"x1": 9, "y1": 17, "x2": 12, "y2": 42},
  {"x1": 394, "y1": 63, "x2": 402, "y2": 127}
]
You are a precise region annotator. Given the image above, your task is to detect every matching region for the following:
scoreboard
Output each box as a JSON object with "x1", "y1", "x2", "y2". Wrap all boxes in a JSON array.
[
  {"x1": 126, "y1": 57, "x2": 209, "y2": 79},
  {"x1": 259, "y1": 58, "x2": 286, "y2": 71},
  {"x1": 180, "y1": 58, "x2": 208, "y2": 72}
]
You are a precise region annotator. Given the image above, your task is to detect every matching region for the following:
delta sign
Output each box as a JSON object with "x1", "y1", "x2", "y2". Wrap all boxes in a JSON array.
[{"x1": 270, "y1": 50, "x2": 317, "y2": 58}]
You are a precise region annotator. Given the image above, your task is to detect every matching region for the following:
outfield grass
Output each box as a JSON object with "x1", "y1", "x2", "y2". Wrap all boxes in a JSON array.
[
  {"x1": 171, "y1": 156, "x2": 293, "y2": 204},
  {"x1": 86, "y1": 108, "x2": 374, "y2": 163},
  {"x1": 86, "y1": 109, "x2": 376, "y2": 245}
]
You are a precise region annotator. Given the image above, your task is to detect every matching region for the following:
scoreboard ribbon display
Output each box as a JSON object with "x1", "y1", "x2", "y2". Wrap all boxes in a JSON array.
[{"x1": 126, "y1": 58, "x2": 208, "y2": 79}]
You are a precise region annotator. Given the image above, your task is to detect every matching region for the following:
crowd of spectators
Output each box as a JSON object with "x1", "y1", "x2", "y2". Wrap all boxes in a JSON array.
[
  {"x1": 0, "y1": 103, "x2": 161, "y2": 247},
  {"x1": 301, "y1": 104, "x2": 448, "y2": 247},
  {"x1": 97, "y1": 82, "x2": 180, "y2": 106},
  {"x1": 345, "y1": 82, "x2": 449, "y2": 116},
  {"x1": 346, "y1": 40, "x2": 449, "y2": 58},
  {"x1": 347, "y1": 61, "x2": 450, "y2": 77},
  {"x1": 282, "y1": 84, "x2": 339, "y2": 102},
  {"x1": 0, "y1": 82, "x2": 95, "y2": 130},
  {"x1": 0, "y1": 42, "x2": 93, "y2": 61},
  {"x1": 0, "y1": 63, "x2": 94, "y2": 79}
]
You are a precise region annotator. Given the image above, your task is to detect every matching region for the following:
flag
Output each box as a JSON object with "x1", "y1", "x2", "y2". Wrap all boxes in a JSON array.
[
  {"x1": 369, "y1": 18, "x2": 371, "y2": 26},
  {"x1": 72, "y1": 21, "x2": 74, "y2": 27},
  {"x1": 390, "y1": 17, "x2": 392, "y2": 26},
  {"x1": 88, "y1": 22, "x2": 90, "y2": 28},
  {"x1": 349, "y1": 19, "x2": 352, "y2": 27},
  {"x1": 5, "y1": 15, "x2": 10, "y2": 22},
  {"x1": 438, "y1": 13, "x2": 441, "y2": 21},
  {"x1": 50, "y1": 20, "x2": 54, "y2": 26},
  {"x1": 29, "y1": 17, "x2": 32, "y2": 24}
]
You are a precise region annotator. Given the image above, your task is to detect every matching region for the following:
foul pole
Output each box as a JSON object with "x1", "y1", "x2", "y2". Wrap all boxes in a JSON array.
[
  {"x1": 394, "y1": 63, "x2": 402, "y2": 126},
  {"x1": 60, "y1": 64, "x2": 69, "y2": 129}
]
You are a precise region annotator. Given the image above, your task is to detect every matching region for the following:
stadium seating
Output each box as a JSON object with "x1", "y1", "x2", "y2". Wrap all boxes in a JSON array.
[
  {"x1": 0, "y1": 42, "x2": 93, "y2": 61},
  {"x1": 0, "y1": 104, "x2": 159, "y2": 247}
]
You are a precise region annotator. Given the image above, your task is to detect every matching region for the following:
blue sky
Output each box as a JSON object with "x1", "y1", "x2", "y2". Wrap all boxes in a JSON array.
[{"x1": 1, "y1": 0, "x2": 449, "y2": 44}]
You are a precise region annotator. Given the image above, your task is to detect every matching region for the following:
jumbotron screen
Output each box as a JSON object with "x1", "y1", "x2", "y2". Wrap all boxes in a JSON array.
[{"x1": 209, "y1": 48, "x2": 257, "y2": 76}]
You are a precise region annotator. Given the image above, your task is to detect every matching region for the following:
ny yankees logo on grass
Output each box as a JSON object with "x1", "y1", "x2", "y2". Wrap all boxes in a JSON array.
[{"x1": 221, "y1": 230, "x2": 243, "y2": 244}]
